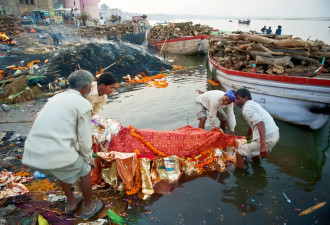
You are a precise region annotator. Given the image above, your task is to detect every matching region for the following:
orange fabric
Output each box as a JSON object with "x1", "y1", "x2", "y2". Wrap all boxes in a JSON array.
[
  {"x1": 29, "y1": 28, "x2": 37, "y2": 33},
  {"x1": 91, "y1": 142, "x2": 103, "y2": 184},
  {"x1": 107, "y1": 125, "x2": 240, "y2": 157},
  {"x1": 97, "y1": 152, "x2": 137, "y2": 193}
]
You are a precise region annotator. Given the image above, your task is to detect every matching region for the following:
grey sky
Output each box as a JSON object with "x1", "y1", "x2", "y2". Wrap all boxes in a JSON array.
[{"x1": 99, "y1": 0, "x2": 330, "y2": 17}]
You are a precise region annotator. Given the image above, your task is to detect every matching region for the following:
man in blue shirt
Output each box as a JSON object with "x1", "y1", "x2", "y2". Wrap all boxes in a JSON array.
[
  {"x1": 275, "y1": 25, "x2": 282, "y2": 35},
  {"x1": 51, "y1": 33, "x2": 62, "y2": 46},
  {"x1": 266, "y1": 26, "x2": 272, "y2": 34}
]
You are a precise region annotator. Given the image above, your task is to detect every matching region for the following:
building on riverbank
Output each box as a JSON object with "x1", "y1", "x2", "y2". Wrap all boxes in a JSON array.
[
  {"x1": 0, "y1": 0, "x2": 54, "y2": 16},
  {"x1": 63, "y1": 0, "x2": 99, "y2": 19}
]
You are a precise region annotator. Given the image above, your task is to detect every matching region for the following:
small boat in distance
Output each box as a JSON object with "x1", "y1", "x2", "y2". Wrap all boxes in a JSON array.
[
  {"x1": 155, "y1": 20, "x2": 168, "y2": 25},
  {"x1": 228, "y1": 19, "x2": 232, "y2": 22},
  {"x1": 238, "y1": 19, "x2": 250, "y2": 25}
]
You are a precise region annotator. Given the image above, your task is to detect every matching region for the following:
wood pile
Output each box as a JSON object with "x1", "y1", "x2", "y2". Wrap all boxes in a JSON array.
[
  {"x1": 147, "y1": 22, "x2": 213, "y2": 42},
  {"x1": 209, "y1": 33, "x2": 330, "y2": 76},
  {"x1": 74, "y1": 23, "x2": 138, "y2": 40},
  {"x1": 0, "y1": 15, "x2": 25, "y2": 35}
]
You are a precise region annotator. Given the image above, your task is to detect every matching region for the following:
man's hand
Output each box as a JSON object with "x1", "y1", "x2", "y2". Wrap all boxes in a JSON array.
[
  {"x1": 260, "y1": 145, "x2": 268, "y2": 158},
  {"x1": 88, "y1": 159, "x2": 96, "y2": 168}
]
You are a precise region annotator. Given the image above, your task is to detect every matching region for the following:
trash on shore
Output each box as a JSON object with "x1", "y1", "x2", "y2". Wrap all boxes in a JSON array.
[
  {"x1": 209, "y1": 33, "x2": 330, "y2": 76},
  {"x1": 147, "y1": 22, "x2": 213, "y2": 42},
  {"x1": 0, "y1": 41, "x2": 172, "y2": 104}
]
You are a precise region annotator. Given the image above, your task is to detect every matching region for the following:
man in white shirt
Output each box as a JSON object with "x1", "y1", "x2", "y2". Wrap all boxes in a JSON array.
[
  {"x1": 22, "y1": 70, "x2": 103, "y2": 219},
  {"x1": 196, "y1": 90, "x2": 236, "y2": 134},
  {"x1": 87, "y1": 72, "x2": 117, "y2": 115},
  {"x1": 234, "y1": 88, "x2": 279, "y2": 169},
  {"x1": 98, "y1": 17, "x2": 105, "y2": 25}
]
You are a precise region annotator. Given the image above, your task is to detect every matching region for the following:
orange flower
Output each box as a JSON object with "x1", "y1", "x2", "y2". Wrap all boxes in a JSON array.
[
  {"x1": 172, "y1": 65, "x2": 185, "y2": 70},
  {"x1": 125, "y1": 158, "x2": 141, "y2": 195},
  {"x1": 207, "y1": 79, "x2": 219, "y2": 86},
  {"x1": 26, "y1": 60, "x2": 41, "y2": 68},
  {"x1": 15, "y1": 170, "x2": 30, "y2": 177},
  {"x1": 129, "y1": 125, "x2": 167, "y2": 157},
  {"x1": 134, "y1": 149, "x2": 141, "y2": 155}
]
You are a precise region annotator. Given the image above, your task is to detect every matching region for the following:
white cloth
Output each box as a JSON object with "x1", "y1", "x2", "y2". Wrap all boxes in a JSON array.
[
  {"x1": 242, "y1": 100, "x2": 279, "y2": 140},
  {"x1": 87, "y1": 81, "x2": 107, "y2": 114},
  {"x1": 238, "y1": 131, "x2": 279, "y2": 157},
  {"x1": 196, "y1": 90, "x2": 236, "y2": 131},
  {"x1": 23, "y1": 90, "x2": 93, "y2": 169},
  {"x1": 98, "y1": 18, "x2": 105, "y2": 25}
]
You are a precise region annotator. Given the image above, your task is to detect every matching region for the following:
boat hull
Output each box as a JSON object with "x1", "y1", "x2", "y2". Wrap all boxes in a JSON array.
[
  {"x1": 208, "y1": 53, "x2": 330, "y2": 130},
  {"x1": 149, "y1": 35, "x2": 209, "y2": 55}
]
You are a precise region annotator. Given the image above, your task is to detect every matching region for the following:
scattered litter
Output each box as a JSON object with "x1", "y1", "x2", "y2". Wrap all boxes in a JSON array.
[
  {"x1": 78, "y1": 219, "x2": 108, "y2": 225},
  {"x1": 45, "y1": 194, "x2": 67, "y2": 203},
  {"x1": 33, "y1": 170, "x2": 46, "y2": 179},
  {"x1": 282, "y1": 192, "x2": 291, "y2": 203},
  {"x1": 299, "y1": 202, "x2": 326, "y2": 216}
]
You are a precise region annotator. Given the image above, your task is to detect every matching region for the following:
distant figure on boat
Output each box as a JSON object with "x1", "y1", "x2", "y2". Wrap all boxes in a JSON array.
[
  {"x1": 234, "y1": 88, "x2": 279, "y2": 169},
  {"x1": 275, "y1": 25, "x2": 282, "y2": 35},
  {"x1": 261, "y1": 26, "x2": 267, "y2": 33},
  {"x1": 98, "y1": 17, "x2": 105, "y2": 26},
  {"x1": 266, "y1": 26, "x2": 272, "y2": 34}
]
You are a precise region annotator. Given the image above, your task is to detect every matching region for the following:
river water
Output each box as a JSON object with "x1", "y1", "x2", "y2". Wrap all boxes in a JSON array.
[{"x1": 100, "y1": 53, "x2": 330, "y2": 225}]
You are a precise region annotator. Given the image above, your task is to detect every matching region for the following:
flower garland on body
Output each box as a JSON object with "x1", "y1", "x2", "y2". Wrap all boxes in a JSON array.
[
  {"x1": 129, "y1": 125, "x2": 167, "y2": 157},
  {"x1": 125, "y1": 151, "x2": 141, "y2": 196}
]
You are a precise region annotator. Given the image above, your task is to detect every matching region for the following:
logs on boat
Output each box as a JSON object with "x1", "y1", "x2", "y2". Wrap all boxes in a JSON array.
[
  {"x1": 74, "y1": 23, "x2": 138, "y2": 40},
  {"x1": 147, "y1": 22, "x2": 213, "y2": 42},
  {"x1": 209, "y1": 33, "x2": 330, "y2": 76},
  {"x1": 0, "y1": 15, "x2": 25, "y2": 36}
]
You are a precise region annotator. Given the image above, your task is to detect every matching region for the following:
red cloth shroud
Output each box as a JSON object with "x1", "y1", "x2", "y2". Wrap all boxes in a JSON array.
[{"x1": 107, "y1": 125, "x2": 239, "y2": 157}]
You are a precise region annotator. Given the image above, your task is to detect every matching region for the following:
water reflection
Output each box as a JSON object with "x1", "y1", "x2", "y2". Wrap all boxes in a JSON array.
[
  {"x1": 222, "y1": 164, "x2": 267, "y2": 213},
  {"x1": 269, "y1": 120, "x2": 329, "y2": 191}
]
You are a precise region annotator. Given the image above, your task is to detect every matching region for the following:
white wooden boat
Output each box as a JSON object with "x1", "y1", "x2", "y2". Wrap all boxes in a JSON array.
[
  {"x1": 149, "y1": 35, "x2": 210, "y2": 55},
  {"x1": 208, "y1": 53, "x2": 330, "y2": 130}
]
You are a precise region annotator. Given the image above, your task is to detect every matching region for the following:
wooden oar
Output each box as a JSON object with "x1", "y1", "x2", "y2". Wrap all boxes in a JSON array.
[{"x1": 159, "y1": 36, "x2": 169, "y2": 56}]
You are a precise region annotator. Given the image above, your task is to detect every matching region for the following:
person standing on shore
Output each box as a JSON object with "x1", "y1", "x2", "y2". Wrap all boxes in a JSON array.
[
  {"x1": 22, "y1": 70, "x2": 103, "y2": 219},
  {"x1": 261, "y1": 26, "x2": 267, "y2": 33},
  {"x1": 196, "y1": 90, "x2": 236, "y2": 134},
  {"x1": 87, "y1": 72, "x2": 117, "y2": 115},
  {"x1": 234, "y1": 88, "x2": 279, "y2": 169}
]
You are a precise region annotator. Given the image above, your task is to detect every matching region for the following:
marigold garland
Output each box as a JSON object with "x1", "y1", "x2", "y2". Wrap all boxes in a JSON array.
[
  {"x1": 15, "y1": 170, "x2": 30, "y2": 177},
  {"x1": 194, "y1": 156, "x2": 217, "y2": 168},
  {"x1": 207, "y1": 79, "x2": 219, "y2": 86},
  {"x1": 125, "y1": 158, "x2": 141, "y2": 195},
  {"x1": 129, "y1": 125, "x2": 167, "y2": 157}
]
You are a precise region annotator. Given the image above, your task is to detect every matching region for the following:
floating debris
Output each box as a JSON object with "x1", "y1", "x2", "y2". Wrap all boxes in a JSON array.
[
  {"x1": 282, "y1": 192, "x2": 291, "y2": 203},
  {"x1": 299, "y1": 202, "x2": 326, "y2": 216}
]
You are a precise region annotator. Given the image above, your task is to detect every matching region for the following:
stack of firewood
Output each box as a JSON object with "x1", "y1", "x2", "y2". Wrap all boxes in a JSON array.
[
  {"x1": 209, "y1": 33, "x2": 330, "y2": 76},
  {"x1": 0, "y1": 15, "x2": 25, "y2": 35},
  {"x1": 75, "y1": 23, "x2": 138, "y2": 39},
  {"x1": 147, "y1": 22, "x2": 213, "y2": 42}
]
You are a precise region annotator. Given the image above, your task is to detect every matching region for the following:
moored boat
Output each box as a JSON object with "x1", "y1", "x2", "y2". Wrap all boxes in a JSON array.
[
  {"x1": 238, "y1": 19, "x2": 250, "y2": 25},
  {"x1": 208, "y1": 52, "x2": 330, "y2": 130},
  {"x1": 148, "y1": 34, "x2": 210, "y2": 55}
]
